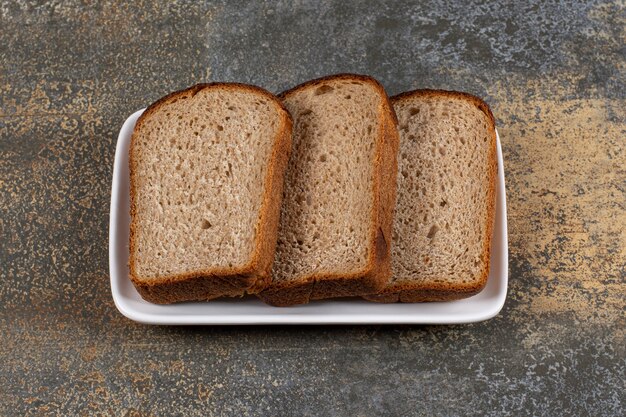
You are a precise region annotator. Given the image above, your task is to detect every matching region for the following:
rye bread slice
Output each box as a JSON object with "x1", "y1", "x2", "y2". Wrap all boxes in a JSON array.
[
  {"x1": 364, "y1": 89, "x2": 497, "y2": 302},
  {"x1": 257, "y1": 74, "x2": 399, "y2": 306},
  {"x1": 129, "y1": 83, "x2": 292, "y2": 304}
]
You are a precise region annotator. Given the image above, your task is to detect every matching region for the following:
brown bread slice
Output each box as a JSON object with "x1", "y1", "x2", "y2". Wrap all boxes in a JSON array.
[
  {"x1": 257, "y1": 74, "x2": 399, "y2": 306},
  {"x1": 364, "y1": 90, "x2": 497, "y2": 303},
  {"x1": 129, "y1": 83, "x2": 292, "y2": 304}
]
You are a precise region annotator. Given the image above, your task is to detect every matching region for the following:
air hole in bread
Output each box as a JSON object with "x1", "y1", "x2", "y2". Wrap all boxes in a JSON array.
[
  {"x1": 217, "y1": 125, "x2": 224, "y2": 131},
  {"x1": 439, "y1": 147, "x2": 446, "y2": 156},
  {"x1": 409, "y1": 108, "x2": 420, "y2": 116},
  {"x1": 315, "y1": 85, "x2": 334, "y2": 95},
  {"x1": 427, "y1": 225, "x2": 439, "y2": 239},
  {"x1": 440, "y1": 200, "x2": 447, "y2": 207},
  {"x1": 345, "y1": 95, "x2": 351, "y2": 99},
  {"x1": 319, "y1": 154, "x2": 327, "y2": 162},
  {"x1": 300, "y1": 109, "x2": 312, "y2": 116}
]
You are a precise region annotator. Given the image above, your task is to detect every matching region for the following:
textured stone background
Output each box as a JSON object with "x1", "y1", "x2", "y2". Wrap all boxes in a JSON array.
[{"x1": 1, "y1": 1, "x2": 624, "y2": 416}]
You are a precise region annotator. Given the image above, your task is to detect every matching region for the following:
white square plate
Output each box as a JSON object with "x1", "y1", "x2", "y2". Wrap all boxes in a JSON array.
[{"x1": 109, "y1": 109, "x2": 508, "y2": 324}]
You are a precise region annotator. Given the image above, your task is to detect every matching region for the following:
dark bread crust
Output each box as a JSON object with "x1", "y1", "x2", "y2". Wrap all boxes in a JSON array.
[
  {"x1": 129, "y1": 83, "x2": 292, "y2": 304},
  {"x1": 257, "y1": 74, "x2": 399, "y2": 307},
  {"x1": 364, "y1": 89, "x2": 498, "y2": 303}
]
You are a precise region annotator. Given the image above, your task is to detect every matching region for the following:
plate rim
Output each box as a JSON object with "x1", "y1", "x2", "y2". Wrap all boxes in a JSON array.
[{"x1": 109, "y1": 109, "x2": 508, "y2": 325}]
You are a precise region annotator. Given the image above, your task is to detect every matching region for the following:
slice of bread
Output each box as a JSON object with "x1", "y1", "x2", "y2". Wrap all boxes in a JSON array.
[
  {"x1": 257, "y1": 74, "x2": 399, "y2": 306},
  {"x1": 129, "y1": 83, "x2": 292, "y2": 304},
  {"x1": 364, "y1": 90, "x2": 497, "y2": 303}
]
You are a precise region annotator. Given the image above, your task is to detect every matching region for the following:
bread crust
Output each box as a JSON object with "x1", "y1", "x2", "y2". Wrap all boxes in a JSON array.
[
  {"x1": 128, "y1": 83, "x2": 292, "y2": 304},
  {"x1": 257, "y1": 74, "x2": 399, "y2": 307},
  {"x1": 364, "y1": 89, "x2": 498, "y2": 303}
]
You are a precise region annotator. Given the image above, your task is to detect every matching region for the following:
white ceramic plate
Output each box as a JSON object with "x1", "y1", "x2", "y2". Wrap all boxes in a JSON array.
[{"x1": 109, "y1": 109, "x2": 508, "y2": 325}]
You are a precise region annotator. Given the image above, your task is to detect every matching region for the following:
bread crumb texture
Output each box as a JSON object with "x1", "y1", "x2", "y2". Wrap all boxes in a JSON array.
[
  {"x1": 272, "y1": 79, "x2": 380, "y2": 282},
  {"x1": 131, "y1": 86, "x2": 283, "y2": 280},
  {"x1": 391, "y1": 94, "x2": 495, "y2": 287}
]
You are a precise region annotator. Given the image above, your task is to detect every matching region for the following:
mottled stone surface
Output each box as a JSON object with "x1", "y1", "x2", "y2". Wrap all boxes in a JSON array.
[{"x1": 1, "y1": 1, "x2": 624, "y2": 415}]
